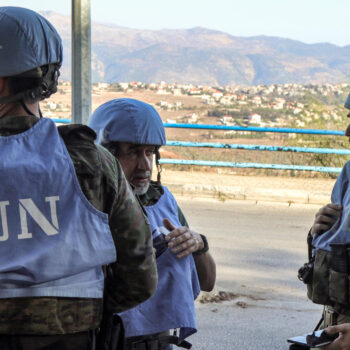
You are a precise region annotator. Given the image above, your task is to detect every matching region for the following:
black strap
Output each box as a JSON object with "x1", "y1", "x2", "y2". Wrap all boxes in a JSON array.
[
  {"x1": 159, "y1": 336, "x2": 192, "y2": 349},
  {"x1": 314, "y1": 314, "x2": 324, "y2": 332},
  {"x1": 96, "y1": 314, "x2": 125, "y2": 350},
  {"x1": 0, "y1": 64, "x2": 60, "y2": 106},
  {"x1": 288, "y1": 314, "x2": 324, "y2": 350},
  {"x1": 20, "y1": 100, "x2": 36, "y2": 117},
  {"x1": 128, "y1": 335, "x2": 192, "y2": 350},
  {"x1": 131, "y1": 343, "x2": 146, "y2": 350},
  {"x1": 307, "y1": 230, "x2": 313, "y2": 261},
  {"x1": 289, "y1": 344, "x2": 310, "y2": 350},
  {"x1": 192, "y1": 234, "x2": 209, "y2": 257}
]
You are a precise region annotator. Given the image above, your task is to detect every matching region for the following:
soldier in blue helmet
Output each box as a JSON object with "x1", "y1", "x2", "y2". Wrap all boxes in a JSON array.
[
  {"x1": 89, "y1": 98, "x2": 216, "y2": 350},
  {"x1": 0, "y1": 7, "x2": 156, "y2": 350},
  {"x1": 295, "y1": 94, "x2": 350, "y2": 350}
]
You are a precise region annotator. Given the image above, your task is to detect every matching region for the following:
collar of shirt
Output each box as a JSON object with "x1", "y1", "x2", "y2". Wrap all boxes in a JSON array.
[
  {"x1": 0, "y1": 115, "x2": 39, "y2": 136},
  {"x1": 139, "y1": 181, "x2": 164, "y2": 207}
]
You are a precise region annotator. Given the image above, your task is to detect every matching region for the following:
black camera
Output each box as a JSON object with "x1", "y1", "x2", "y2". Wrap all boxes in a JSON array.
[{"x1": 298, "y1": 261, "x2": 314, "y2": 284}]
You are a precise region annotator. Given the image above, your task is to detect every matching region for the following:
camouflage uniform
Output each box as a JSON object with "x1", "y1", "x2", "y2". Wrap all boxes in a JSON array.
[{"x1": 0, "y1": 116, "x2": 157, "y2": 347}]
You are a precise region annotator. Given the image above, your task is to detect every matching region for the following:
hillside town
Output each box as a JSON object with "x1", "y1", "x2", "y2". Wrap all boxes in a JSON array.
[{"x1": 46, "y1": 81, "x2": 349, "y2": 130}]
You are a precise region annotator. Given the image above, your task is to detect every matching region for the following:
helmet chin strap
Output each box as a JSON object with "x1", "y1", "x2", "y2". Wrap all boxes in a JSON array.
[
  {"x1": 20, "y1": 100, "x2": 37, "y2": 117},
  {"x1": 0, "y1": 87, "x2": 42, "y2": 119},
  {"x1": 155, "y1": 148, "x2": 163, "y2": 183},
  {"x1": 0, "y1": 85, "x2": 42, "y2": 113},
  {"x1": 0, "y1": 63, "x2": 60, "y2": 119}
]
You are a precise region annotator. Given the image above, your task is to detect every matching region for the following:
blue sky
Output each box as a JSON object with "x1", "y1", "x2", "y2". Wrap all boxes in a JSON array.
[{"x1": 2, "y1": 0, "x2": 350, "y2": 46}]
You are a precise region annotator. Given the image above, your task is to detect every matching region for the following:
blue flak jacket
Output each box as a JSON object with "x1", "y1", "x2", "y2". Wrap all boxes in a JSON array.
[
  {"x1": 119, "y1": 187, "x2": 200, "y2": 341},
  {"x1": 0, "y1": 118, "x2": 116, "y2": 298},
  {"x1": 314, "y1": 161, "x2": 350, "y2": 251}
]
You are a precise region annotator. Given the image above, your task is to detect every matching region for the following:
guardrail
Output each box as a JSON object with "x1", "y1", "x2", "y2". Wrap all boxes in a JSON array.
[
  {"x1": 158, "y1": 159, "x2": 343, "y2": 173},
  {"x1": 52, "y1": 119, "x2": 348, "y2": 173},
  {"x1": 166, "y1": 141, "x2": 350, "y2": 155},
  {"x1": 163, "y1": 123, "x2": 345, "y2": 136}
]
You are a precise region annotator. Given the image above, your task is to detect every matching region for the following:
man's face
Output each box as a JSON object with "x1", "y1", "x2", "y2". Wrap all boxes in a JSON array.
[
  {"x1": 346, "y1": 113, "x2": 350, "y2": 139},
  {"x1": 115, "y1": 142, "x2": 156, "y2": 195},
  {"x1": 345, "y1": 94, "x2": 350, "y2": 138},
  {"x1": 346, "y1": 112, "x2": 350, "y2": 138}
]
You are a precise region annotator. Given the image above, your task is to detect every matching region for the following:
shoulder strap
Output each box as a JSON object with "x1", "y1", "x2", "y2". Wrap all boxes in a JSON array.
[
  {"x1": 159, "y1": 335, "x2": 192, "y2": 349},
  {"x1": 126, "y1": 335, "x2": 192, "y2": 350},
  {"x1": 307, "y1": 230, "x2": 313, "y2": 261}
]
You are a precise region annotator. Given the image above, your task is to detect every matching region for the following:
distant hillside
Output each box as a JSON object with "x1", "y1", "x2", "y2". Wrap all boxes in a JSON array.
[{"x1": 41, "y1": 11, "x2": 350, "y2": 85}]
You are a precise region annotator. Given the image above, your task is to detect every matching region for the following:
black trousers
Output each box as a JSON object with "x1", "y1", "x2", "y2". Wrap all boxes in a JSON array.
[{"x1": 0, "y1": 331, "x2": 95, "y2": 350}]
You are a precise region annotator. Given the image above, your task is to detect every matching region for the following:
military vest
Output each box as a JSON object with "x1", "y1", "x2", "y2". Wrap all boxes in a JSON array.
[
  {"x1": 119, "y1": 186, "x2": 200, "y2": 341},
  {"x1": 309, "y1": 161, "x2": 350, "y2": 315},
  {"x1": 0, "y1": 118, "x2": 116, "y2": 299}
]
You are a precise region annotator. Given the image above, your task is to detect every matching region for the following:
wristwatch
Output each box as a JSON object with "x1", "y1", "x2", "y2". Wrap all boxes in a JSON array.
[{"x1": 193, "y1": 234, "x2": 209, "y2": 256}]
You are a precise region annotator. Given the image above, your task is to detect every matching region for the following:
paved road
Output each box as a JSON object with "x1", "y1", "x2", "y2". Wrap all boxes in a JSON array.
[{"x1": 177, "y1": 197, "x2": 325, "y2": 350}]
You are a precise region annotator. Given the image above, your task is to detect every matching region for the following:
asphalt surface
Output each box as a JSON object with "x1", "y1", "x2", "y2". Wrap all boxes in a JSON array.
[{"x1": 177, "y1": 197, "x2": 324, "y2": 350}]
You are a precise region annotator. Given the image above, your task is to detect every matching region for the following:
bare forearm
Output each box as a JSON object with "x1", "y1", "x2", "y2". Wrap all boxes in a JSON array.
[{"x1": 194, "y1": 252, "x2": 216, "y2": 292}]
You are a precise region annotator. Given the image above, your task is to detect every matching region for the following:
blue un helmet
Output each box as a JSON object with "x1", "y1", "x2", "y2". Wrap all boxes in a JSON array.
[
  {"x1": 89, "y1": 98, "x2": 166, "y2": 146},
  {"x1": 0, "y1": 7, "x2": 62, "y2": 105},
  {"x1": 89, "y1": 98, "x2": 166, "y2": 182}
]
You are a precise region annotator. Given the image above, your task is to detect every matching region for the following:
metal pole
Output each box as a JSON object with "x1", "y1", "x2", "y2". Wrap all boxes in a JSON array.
[{"x1": 71, "y1": 0, "x2": 91, "y2": 124}]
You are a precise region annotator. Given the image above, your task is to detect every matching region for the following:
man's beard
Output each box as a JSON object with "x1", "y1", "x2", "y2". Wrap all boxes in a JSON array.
[
  {"x1": 131, "y1": 171, "x2": 151, "y2": 195},
  {"x1": 134, "y1": 181, "x2": 150, "y2": 195}
]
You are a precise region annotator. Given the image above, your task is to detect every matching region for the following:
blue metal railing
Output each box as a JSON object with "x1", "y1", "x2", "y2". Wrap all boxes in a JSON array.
[
  {"x1": 159, "y1": 159, "x2": 343, "y2": 173},
  {"x1": 163, "y1": 123, "x2": 345, "y2": 136},
  {"x1": 52, "y1": 118, "x2": 347, "y2": 172},
  {"x1": 53, "y1": 118, "x2": 72, "y2": 124},
  {"x1": 52, "y1": 119, "x2": 345, "y2": 136},
  {"x1": 166, "y1": 141, "x2": 350, "y2": 155}
]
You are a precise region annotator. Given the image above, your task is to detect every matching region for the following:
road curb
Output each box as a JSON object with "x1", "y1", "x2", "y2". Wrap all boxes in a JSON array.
[{"x1": 163, "y1": 181, "x2": 331, "y2": 205}]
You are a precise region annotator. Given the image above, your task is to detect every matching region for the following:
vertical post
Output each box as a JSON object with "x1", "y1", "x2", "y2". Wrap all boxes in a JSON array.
[{"x1": 71, "y1": 0, "x2": 91, "y2": 124}]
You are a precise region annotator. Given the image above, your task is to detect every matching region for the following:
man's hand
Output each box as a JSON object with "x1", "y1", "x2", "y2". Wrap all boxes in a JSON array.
[
  {"x1": 322, "y1": 324, "x2": 350, "y2": 350},
  {"x1": 311, "y1": 203, "x2": 342, "y2": 236},
  {"x1": 164, "y1": 218, "x2": 204, "y2": 259}
]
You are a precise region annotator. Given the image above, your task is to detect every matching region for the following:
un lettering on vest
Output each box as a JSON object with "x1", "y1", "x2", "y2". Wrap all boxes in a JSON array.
[{"x1": 0, "y1": 196, "x2": 59, "y2": 241}]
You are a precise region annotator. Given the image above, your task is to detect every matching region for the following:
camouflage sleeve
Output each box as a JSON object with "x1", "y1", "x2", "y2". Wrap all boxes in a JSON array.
[
  {"x1": 59, "y1": 125, "x2": 157, "y2": 314},
  {"x1": 96, "y1": 145, "x2": 158, "y2": 313},
  {"x1": 177, "y1": 204, "x2": 189, "y2": 227}
]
